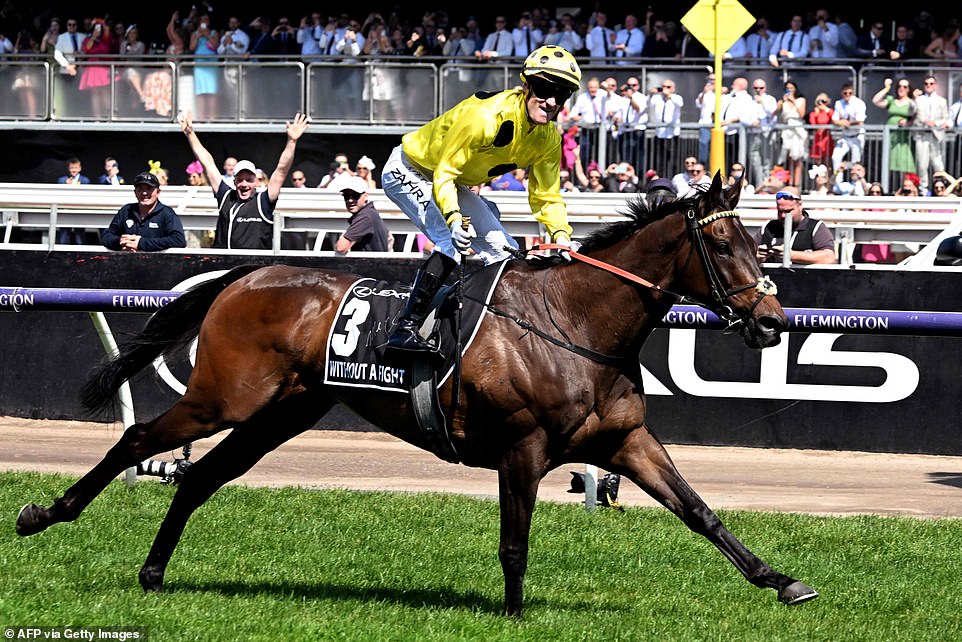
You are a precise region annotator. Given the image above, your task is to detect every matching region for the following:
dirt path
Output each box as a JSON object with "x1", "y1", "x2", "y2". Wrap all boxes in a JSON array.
[{"x1": 3, "y1": 417, "x2": 962, "y2": 519}]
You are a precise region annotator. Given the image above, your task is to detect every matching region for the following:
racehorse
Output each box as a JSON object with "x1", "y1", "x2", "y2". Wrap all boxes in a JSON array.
[{"x1": 16, "y1": 173, "x2": 818, "y2": 615}]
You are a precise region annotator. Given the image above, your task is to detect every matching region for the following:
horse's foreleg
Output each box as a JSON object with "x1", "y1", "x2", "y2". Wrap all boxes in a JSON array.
[
  {"x1": 608, "y1": 427, "x2": 818, "y2": 605},
  {"x1": 17, "y1": 400, "x2": 222, "y2": 537},
  {"x1": 497, "y1": 439, "x2": 546, "y2": 618},
  {"x1": 140, "y1": 397, "x2": 331, "y2": 592}
]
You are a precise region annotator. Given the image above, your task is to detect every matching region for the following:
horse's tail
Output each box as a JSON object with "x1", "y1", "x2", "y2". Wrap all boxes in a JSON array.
[{"x1": 79, "y1": 265, "x2": 265, "y2": 414}]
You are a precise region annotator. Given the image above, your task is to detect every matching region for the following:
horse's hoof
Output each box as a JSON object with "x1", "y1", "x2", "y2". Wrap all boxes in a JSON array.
[
  {"x1": 778, "y1": 580, "x2": 819, "y2": 605},
  {"x1": 139, "y1": 565, "x2": 165, "y2": 593},
  {"x1": 16, "y1": 503, "x2": 48, "y2": 537}
]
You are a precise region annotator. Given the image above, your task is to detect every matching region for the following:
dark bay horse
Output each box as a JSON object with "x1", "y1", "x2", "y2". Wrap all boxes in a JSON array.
[{"x1": 16, "y1": 173, "x2": 818, "y2": 614}]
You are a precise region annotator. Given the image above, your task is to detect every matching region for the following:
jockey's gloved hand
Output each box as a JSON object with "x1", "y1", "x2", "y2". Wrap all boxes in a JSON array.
[
  {"x1": 449, "y1": 218, "x2": 477, "y2": 255},
  {"x1": 551, "y1": 233, "x2": 579, "y2": 262}
]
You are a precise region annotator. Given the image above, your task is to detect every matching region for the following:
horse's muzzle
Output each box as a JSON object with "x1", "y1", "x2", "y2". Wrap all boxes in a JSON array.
[{"x1": 744, "y1": 313, "x2": 787, "y2": 349}]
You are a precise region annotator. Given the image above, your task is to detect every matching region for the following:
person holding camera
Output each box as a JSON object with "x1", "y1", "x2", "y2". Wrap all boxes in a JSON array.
[
  {"x1": 318, "y1": 153, "x2": 355, "y2": 190},
  {"x1": 753, "y1": 187, "x2": 836, "y2": 265},
  {"x1": 297, "y1": 12, "x2": 323, "y2": 58},
  {"x1": 872, "y1": 77, "x2": 917, "y2": 182},
  {"x1": 189, "y1": 14, "x2": 219, "y2": 119},
  {"x1": 271, "y1": 16, "x2": 298, "y2": 57},
  {"x1": 775, "y1": 80, "x2": 807, "y2": 188},
  {"x1": 808, "y1": 92, "x2": 834, "y2": 168},
  {"x1": 79, "y1": 18, "x2": 113, "y2": 118}
]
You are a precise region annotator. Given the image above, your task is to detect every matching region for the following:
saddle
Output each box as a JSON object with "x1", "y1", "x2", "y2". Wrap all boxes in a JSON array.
[{"x1": 324, "y1": 261, "x2": 510, "y2": 463}]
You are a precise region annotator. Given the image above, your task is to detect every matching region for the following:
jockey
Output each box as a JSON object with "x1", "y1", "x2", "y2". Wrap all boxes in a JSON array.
[{"x1": 382, "y1": 44, "x2": 582, "y2": 355}]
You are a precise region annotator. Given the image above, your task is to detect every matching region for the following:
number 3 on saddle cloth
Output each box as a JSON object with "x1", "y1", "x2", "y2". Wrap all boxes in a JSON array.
[
  {"x1": 325, "y1": 261, "x2": 509, "y2": 463},
  {"x1": 325, "y1": 260, "x2": 509, "y2": 393}
]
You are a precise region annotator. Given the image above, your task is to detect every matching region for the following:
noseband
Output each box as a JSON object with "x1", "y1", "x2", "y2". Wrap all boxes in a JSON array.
[{"x1": 684, "y1": 208, "x2": 778, "y2": 333}]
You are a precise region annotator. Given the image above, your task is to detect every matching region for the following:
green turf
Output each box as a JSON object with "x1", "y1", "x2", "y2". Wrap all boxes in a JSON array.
[{"x1": 2, "y1": 472, "x2": 961, "y2": 641}]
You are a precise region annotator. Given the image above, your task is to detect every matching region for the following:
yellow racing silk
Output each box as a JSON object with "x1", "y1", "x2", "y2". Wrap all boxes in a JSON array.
[{"x1": 401, "y1": 88, "x2": 572, "y2": 240}]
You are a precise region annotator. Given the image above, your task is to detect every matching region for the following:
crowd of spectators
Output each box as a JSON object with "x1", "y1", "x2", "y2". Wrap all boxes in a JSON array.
[{"x1": 2, "y1": 5, "x2": 961, "y2": 66}]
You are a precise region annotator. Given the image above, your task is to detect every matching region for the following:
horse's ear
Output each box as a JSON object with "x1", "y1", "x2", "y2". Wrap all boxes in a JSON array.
[
  {"x1": 723, "y1": 174, "x2": 741, "y2": 210},
  {"x1": 708, "y1": 170, "x2": 724, "y2": 200}
]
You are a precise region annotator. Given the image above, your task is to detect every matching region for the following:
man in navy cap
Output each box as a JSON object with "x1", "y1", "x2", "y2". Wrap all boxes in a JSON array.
[{"x1": 100, "y1": 172, "x2": 186, "y2": 252}]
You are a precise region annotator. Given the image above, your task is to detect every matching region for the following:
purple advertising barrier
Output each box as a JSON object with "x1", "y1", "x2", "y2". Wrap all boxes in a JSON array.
[
  {"x1": 4, "y1": 288, "x2": 962, "y2": 337},
  {"x1": 0, "y1": 287, "x2": 182, "y2": 312},
  {"x1": 662, "y1": 305, "x2": 962, "y2": 336}
]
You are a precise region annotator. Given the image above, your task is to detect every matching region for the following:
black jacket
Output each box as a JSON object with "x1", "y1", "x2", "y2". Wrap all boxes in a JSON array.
[{"x1": 100, "y1": 201, "x2": 186, "y2": 251}]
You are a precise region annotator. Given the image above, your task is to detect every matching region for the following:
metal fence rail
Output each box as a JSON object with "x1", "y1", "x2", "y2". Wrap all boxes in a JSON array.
[{"x1": 0, "y1": 182, "x2": 959, "y2": 266}]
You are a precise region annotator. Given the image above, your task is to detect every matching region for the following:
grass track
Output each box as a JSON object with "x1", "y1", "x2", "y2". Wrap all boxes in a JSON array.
[{"x1": 2, "y1": 472, "x2": 962, "y2": 641}]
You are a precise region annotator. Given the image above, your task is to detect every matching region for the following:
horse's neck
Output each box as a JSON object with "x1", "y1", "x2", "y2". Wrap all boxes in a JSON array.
[{"x1": 554, "y1": 229, "x2": 684, "y2": 355}]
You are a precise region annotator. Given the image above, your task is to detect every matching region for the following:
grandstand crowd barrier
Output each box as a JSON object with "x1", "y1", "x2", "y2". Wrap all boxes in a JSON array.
[{"x1": 7, "y1": 58, "x2": 962, "y2": 193}]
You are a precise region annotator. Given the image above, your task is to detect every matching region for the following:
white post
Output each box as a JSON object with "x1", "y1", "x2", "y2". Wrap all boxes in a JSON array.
[
  {"x1": 583, "y1": 464, "x2": 598, "y2": 511},
  {"x1": 88, "y1": 311, "x2": 137, "y2": 486}
]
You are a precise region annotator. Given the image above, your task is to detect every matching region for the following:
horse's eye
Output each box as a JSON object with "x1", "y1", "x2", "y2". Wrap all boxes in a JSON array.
[{"x1": 715, "y1": 241, "x2": 733, "y2": 257}]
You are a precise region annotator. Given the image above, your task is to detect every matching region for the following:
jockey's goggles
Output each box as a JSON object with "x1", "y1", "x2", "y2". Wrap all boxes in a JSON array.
[{"x1": 526, "y1": 75, "x2": 574, "y2": 103}]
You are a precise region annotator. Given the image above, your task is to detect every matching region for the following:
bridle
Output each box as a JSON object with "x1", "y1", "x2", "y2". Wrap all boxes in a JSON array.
[
  {"x1": 480, "y1": 204, "x2": 780, "y2": 366},
  {"x1": 682, "y1": 207, "x2": 778, "y2": 333},
  {"x1": 535, "y1": 206, "x2": 777, "y2": 334}
]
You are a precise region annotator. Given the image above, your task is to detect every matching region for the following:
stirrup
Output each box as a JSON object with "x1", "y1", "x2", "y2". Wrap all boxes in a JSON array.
[{"x1": 386, "y1": 324, "x2": 440, "y2": 355}]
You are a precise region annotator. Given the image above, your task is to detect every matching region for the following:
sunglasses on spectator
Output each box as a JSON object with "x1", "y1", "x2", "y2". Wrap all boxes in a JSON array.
[
  {"x1": 691, "y1": 170, "x2": 704, "y2": 175},
  {"x1": 527, "y1": 76, "x2": 574, "y2": 102},
  {"x1": 868, "y1": 189, "x2": 883, "y2": 194},
  {"x1": 589, "y1": 174, "x2": 602, "y2": 179},
  {"x1": 775, "y1": 191, "x2": 801, "y2": 201},
  {"x1": 342, "y1": 191, "x2": 363, "y2": 200}
]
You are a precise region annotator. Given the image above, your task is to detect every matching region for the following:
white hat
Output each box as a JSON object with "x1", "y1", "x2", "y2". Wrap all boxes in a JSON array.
[
  {"x1": 356, "y1": 155, "x2": 376, "y2": 171},
  {"x1": 233, "y1": 159, "x2": 257, "y2": 177},
  {"x1": 339, "y1": 175, "x2": 369, "y2": 195}
]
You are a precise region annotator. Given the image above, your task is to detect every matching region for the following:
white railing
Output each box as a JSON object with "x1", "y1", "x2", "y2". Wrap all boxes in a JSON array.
[{"x1": 1, "y1": 182, "x2": 960, "y2": 266}]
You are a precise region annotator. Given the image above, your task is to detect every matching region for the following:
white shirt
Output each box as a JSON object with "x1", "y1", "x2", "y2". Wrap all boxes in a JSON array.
[
  {"x1": 808, "y1": 22, "x2": 839, "y2": 58},
  {"x1": 745, "y1": 31, "x2": 776, "y2": 59},
  {"x1": 569, "y1": 90, "x2": 605, "y2": 124},
  {"x1": 481, "y1": 29, "x2": 514, "y2": 57},
  {"x1": 614, "y1": 27, "x2": 644, "y2": 62},
  {"x1": 218, "y1": 29, "x2": 250, "y2": 56},
  {"x1": 621, "y1": 92, "x2": 648, "y2": 128},
  {"x1": 545, "y1": 28, "x2": 583, "y2": 54},
  {"x1": 511, "y1": 26, "x2": 543, "y2": 58},
  {"x1": 832, "y1": 96, "x2": 867, "y2": 137},
  {"x1": 721, "y1": 89, "x2": 759, "y2": 135},
  {"x1": 586, "y1": 25, "x2": 614, "y2": 59},
  {"x1": 648, "y1": 92, "x2": 684, "y2": 138},
  {"x1": 696, "y1": 89, "x2": 718, "y2": 125},
  {"x1": 298, "y1": 25, "x2": 322, "y2": 57},
  {"x1": 773, "y1": 29, "x2": 810, "y2": 59}
]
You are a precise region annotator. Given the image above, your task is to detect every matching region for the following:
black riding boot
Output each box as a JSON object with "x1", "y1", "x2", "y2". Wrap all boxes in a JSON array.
[{"x1": 386, "y1": 252, "x2": 458, "y2": 355}]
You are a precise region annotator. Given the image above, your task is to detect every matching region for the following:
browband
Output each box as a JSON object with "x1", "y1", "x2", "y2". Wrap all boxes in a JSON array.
[{"x1": 697, "y1": 210, "x2": 740, "y2": 226}]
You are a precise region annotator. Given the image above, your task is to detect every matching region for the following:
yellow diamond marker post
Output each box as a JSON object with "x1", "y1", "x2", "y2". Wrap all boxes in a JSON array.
[{"x1": 681, "y1": 0, "x2": 756, "y2": 178}]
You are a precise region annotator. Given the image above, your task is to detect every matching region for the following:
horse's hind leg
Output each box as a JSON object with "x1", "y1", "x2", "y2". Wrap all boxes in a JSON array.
[
  {"x1": 139, "y1": 394, "x2": 333, "y2": 592},
  {"x1": 17, "y1": 397, "x2": 228, "y2": 537},
  {"x1": 606, "y1": 426, "x2": 818, "y2": 605}
]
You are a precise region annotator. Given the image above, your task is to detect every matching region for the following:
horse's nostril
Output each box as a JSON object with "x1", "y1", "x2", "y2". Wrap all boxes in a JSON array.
[{"x1": 757, "y1": 314, "x2": 787, "y2": 334}]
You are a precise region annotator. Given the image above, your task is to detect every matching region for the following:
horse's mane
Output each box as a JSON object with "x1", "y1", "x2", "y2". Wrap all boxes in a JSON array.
[
  {"x1": 522, "y1": 192, "x2": 703, "y2": 269},
  {"x1": 577, "y1": 193, "x2": 699, "y2": 254}
]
